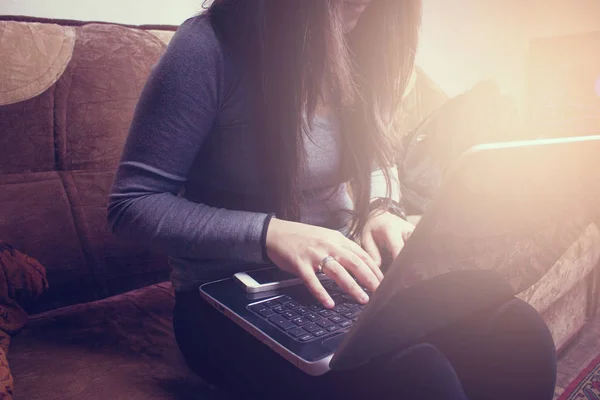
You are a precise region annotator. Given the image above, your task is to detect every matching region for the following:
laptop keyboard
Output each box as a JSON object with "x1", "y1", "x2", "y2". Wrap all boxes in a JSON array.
[{"x1": 247, "y1": 281, "x2": 366, "y2": 343}]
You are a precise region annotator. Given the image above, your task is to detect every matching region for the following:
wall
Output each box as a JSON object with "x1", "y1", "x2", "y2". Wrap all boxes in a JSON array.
[
  {"x1": 0, "y1": 0, "x2": 202, "y2": 26},
  {"x1": 417, "y1": 0, "x2": 600, "y2": 100},
  {"x1": 1, "y1": 0, "x2": 599, "y2": 99}
]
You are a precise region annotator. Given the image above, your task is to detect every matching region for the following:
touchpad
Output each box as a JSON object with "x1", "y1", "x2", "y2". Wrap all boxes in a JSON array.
[{"x1": 322, "y1": 333, "x2": 347, "y2": 352}]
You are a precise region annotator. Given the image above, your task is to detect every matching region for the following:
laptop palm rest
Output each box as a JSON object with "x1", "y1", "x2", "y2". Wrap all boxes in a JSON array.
[
  {"x1": 330, "y1": 269, "x2": 514, "y2": 371},
  {"x1": 322, "y1": 333, "x2": 347, "y2": 352}
]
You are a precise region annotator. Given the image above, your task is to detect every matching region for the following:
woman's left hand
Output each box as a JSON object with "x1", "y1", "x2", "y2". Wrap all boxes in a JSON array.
[{"x1": 361, "y1": 211, "x2": 415, "y2": 268}]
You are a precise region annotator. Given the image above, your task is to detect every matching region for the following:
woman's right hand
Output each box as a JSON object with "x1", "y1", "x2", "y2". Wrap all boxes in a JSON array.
[{"x1": 265, "y1": 218, "x2": 383, "y2": 308}]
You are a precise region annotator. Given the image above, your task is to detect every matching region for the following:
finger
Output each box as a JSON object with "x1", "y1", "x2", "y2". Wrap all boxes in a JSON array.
[
  {"x1": 403, "y1": 223, "x2": 416, "y2": 241},
  {"x1": 298, "y1": 268, "x2": 334, "y2": 309},
  {"x1": 361, "y1": 232, "x2": 382, "y2": 267},
  {"x1": 323, "y1": 260, "x2": 369, "y2": 305},
  {"x1": 336, "y1": 250, "x2": 380, "y2": 292},
  {"x1": 383, "y1": 231, "x2": 405, "y2": 260},
  {"x1": 344, "y1": 239, "x2": 382, "y2": 281},
  {"x1": 360, "y1": 233, "x2": 384, "y2": 281}
]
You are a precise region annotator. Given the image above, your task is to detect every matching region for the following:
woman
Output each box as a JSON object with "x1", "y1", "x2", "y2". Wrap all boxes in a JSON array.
[{"x1": 108, "y1": 0, "x2": 557, "y2": 398}]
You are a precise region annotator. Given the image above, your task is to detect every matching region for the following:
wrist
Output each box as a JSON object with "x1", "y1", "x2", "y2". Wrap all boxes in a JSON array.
[
  {"x1": 261, "y1": 213, "x2": 277, "y2": 263},
  {"x1": 369, "y1": 198, "x2": 407, "y2": 221}
]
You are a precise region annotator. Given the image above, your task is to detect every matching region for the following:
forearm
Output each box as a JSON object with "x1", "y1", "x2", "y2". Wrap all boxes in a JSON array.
[{"x1": 108, "y1": 186, "x2": 268, "y2": 262}]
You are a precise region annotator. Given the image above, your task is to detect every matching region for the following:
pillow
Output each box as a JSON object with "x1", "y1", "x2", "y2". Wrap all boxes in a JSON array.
[
  {"x1": 0, "y1": 21, "x2": 75, "y2": 106},
  {"x1": 0, "y1": 240, "x2": 49, "y2": 399}
]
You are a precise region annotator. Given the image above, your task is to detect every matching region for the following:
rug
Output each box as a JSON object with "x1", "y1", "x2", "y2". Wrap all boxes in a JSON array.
[{"x1": 559, "y1": 354, "x2": 600, "y2": 399}]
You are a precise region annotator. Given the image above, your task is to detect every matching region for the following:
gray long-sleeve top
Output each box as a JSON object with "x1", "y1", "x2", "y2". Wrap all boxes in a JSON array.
[{"x1": 107, "y1": 15, "x2": 401, "y2": 292}]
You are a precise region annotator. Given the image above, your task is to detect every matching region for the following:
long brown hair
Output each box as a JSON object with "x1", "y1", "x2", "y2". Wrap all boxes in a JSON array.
[{"x1": 204, "y1": 0, "x2": 421, "y2": 238}]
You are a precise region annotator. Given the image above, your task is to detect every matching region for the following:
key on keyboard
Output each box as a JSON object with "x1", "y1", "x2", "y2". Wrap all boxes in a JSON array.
[{"x1": 247, "y1": 283, "x2": 365, "y2": 342}]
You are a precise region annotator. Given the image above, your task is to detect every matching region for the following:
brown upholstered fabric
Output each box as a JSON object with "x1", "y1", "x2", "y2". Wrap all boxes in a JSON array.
[
  {"x1": 8, "y1": 283, "x2": 212, "y2": 400},
  {"x1": 0, "y1": 89, "x2": 57, "y2": 175},
  {"x1": 3, "y1": 276, "x2": 590, "y2": 400},
  {"x1": 56, "y1": 23, "x2": 167, "y2": 172},
  {"x1": 518, "y1": 223, "x2": 600, "y2": 314},
  {"x1": 0, "y1": 172, "x2": 93, "y2": 311},
  {"x1": 0, "y1": 20, "x2": 174, "y2": 312},
  {"x1": 149, "y1": 30, "x2": 176, "y2": 45},
  {"x1": 0, "y1": 241, "x2": 48, "y2": 399},
  {"x1": 541, "y1": 279, "x2": 589, "y2": 351},
  {"x1": 0, "y1": 22, "x2": 75, "y2": 107}
]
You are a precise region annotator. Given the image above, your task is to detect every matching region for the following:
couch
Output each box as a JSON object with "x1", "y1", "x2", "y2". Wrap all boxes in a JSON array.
[{"x1": 0, "y1": 16, "x2": 599, "y2": 400}]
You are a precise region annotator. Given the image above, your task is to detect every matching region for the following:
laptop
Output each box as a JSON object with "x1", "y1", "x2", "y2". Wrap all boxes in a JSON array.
[{"x1": 200, "y1": 135, "x2": 600, "y2": 376}]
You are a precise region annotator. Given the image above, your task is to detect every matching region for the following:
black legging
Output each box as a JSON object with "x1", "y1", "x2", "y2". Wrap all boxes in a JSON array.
[{"x1": 174, "y1": 290, "x2": 556, "y2": 400}]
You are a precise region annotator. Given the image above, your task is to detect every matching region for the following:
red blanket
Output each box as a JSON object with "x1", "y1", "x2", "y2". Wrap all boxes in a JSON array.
[{"x1": 0, "y1": 242, "x2": 48, "y2": 399}]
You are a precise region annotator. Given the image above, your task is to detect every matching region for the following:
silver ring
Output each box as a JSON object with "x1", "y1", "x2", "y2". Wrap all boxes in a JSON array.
[{"x1": 317, "y1": 256, "x2": 336, "y2": 274}]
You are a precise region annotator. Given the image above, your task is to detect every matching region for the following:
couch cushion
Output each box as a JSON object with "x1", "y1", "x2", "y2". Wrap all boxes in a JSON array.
[
  {"x1": 67, "y1": 170, "x2": 170, "y2": 299},
  {"x1": 6, "y1": 280, "x2": 594, "y2": 399},
  {"x1": 0, "y1": 18, "x2": 175, "y2": 311},
  {"x1": 541, "y1": 279, "x2": 589, "y2": 351},
  {"x1": 56, "y1": 23, "x2": 167, "y2": 172},
  {"x1": 0, "y1": 170, "x2": 170, "y2": 312},
  {"x1": 0, "y1": 86, "x2": 57, "y2": 175},
  {"x1": 0, "y1": 172, "x2": 95, "y2": 311},
  {"x1": 8, "y1": 282, "x2": 213, "y2": 400},
  {"x1": 518, "y1": 222, "x2": 600, "y2": 314},
  {"x1": 0, "y1": 22, "x2": 75, "y2": 107}
]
